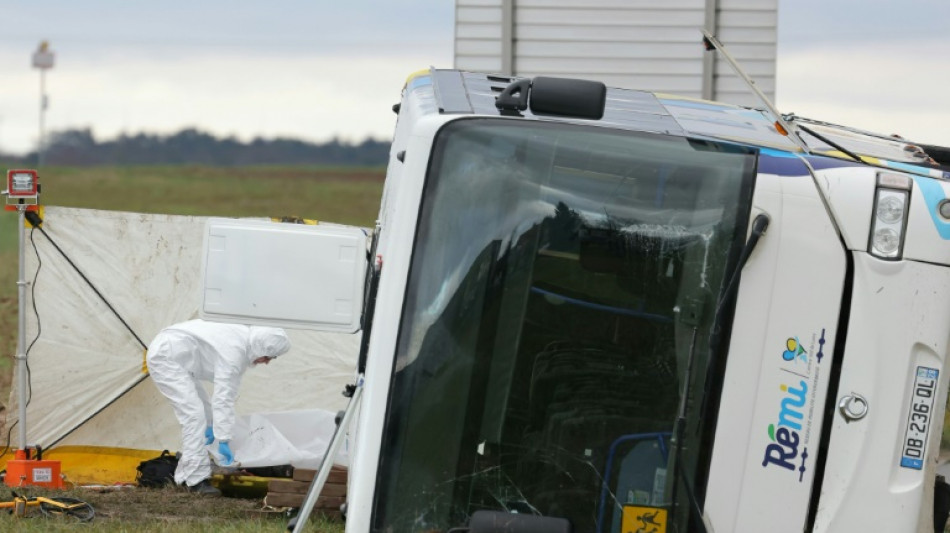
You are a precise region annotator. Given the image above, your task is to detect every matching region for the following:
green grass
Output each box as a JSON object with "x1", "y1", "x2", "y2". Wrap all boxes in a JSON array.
[{"x1": 25, "y1": 165, "x2": 385, "y2": 223}]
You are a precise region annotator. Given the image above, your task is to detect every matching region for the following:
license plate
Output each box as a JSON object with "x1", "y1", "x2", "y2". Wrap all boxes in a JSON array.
[{"x1": 900, "y1": 366, "x2": 939, "y2": 470}]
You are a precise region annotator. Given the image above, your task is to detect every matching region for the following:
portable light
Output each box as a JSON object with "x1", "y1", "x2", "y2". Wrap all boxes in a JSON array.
[
  {"x1": 7, "y1": 170, "x2": 38, "y2": 196},
  {"x1": 1, "y1": 168, "x2": 60, "y2": 488},
  {"x1": 4, "y1": 169, "x2": 40, "y2": 211}
]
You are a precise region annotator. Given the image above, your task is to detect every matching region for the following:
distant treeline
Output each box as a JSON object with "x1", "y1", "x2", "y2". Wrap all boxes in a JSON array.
[{"x1": 5, "y1": 128, "x2": 390, "y2": 166}]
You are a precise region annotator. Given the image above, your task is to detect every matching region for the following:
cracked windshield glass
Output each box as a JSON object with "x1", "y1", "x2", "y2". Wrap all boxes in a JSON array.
[{"x1": 373, "y1": 118, "x2": 755, "y2": 532}]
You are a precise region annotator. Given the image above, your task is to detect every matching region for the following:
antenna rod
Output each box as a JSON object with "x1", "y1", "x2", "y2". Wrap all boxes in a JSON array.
[{"x1": 701, "y1": 29, "x2": 810, "y2": 153}]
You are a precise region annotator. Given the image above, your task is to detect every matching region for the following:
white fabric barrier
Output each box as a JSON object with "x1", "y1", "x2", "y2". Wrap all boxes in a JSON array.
[{"x1": 7, "y1": 206, "x2": 361, "y2": 465}]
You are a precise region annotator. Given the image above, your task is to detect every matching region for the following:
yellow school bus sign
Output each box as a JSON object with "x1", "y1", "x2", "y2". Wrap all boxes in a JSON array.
[{"x1": 622, "y1": 505, "x2": 668, "y2": 533}]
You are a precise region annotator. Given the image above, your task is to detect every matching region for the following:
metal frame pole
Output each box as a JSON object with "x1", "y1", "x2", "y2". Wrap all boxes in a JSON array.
[
  {"x1": 16, "y1": 206, "x2": 28, "y2": 450},
  {"x1": 500, "y1": 0, "x2": 514, "y2": 76},
  {"x1": 290, "y1": 376, "x2": 363, "y2": 532},
  {"x1": 701, "y1": 0, "x2": 719, "y2": 100},
  {"x1": 701, "y1": 29, "x2": 808, "y2": 153},
  {"x1": 38, "y1": 70, "x2": 45, "y2": 167}
]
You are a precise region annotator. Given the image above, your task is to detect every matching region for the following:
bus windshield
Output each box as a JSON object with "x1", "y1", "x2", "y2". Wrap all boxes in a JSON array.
[{"x1": 372, "y1": 118, "x2": 756, "y2": 532}]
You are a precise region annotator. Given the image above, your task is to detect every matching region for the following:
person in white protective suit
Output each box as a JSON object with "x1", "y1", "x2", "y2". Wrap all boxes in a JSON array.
[{"x1": 146, "y1": 319, "x2": 291, "y2": 495}]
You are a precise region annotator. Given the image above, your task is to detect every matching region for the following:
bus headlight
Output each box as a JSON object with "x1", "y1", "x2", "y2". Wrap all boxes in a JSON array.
[{"x1": 868, "y1": 172, "x2": 912, "y2": 260}]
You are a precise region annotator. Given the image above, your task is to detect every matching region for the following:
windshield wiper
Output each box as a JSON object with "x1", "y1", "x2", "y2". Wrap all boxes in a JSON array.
[
  {"x1": 668, "y1": 323, "x2": 710, "y2": 533},
  {"x1": 670, "y1": 213, "x2": 770, "y2": 531},
  {"x1": 716, "y1": 213, "x2": 770, "y2": 318},
  {"x1": 701, "y1": 213, "x2": 770, "y2": 418},
  {"x1": 794, "y1": 123, "x2": 864, "y2": 164}
]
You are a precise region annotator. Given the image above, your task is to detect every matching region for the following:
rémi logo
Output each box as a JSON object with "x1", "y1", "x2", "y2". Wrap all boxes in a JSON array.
[
  {"x1": 783, "y1": 337, "x2": 807, "y2": 363},
  {"x1": 762, "y1": 379, "x2": 808, "y2": 475}
]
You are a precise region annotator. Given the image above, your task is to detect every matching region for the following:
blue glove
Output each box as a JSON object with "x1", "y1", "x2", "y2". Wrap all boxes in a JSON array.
[
  {"x1": 219, "y1": 441, "x2": 233, "y2": 466},
  {"x1": 204, "y1": 426, "x2": 214, "y2": 446}
]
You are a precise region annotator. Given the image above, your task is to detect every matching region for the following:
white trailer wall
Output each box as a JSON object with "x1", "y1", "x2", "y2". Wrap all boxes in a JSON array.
[{"x1": 455, "y1": 0, "x2": 777, "y2": 107}]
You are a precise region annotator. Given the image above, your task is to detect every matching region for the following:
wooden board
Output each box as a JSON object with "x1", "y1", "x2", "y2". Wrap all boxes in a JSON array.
[
  {"x1": 292, "y1": 465, "x2": 347, "y2": 483},
  {"x1": 267, "y1": 479, "x2": 347, "y2": 497},
  {"x1": 265, "y1": 465, "x2": 349, "y2": 510},
  {"x1": 265, "y1": 493, "x2": 346, "y2": 509}
]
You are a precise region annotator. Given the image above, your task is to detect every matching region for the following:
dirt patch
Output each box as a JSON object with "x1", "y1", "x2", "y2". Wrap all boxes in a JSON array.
[
  {"x1": 83, "y1": 485, "x2": 263, "y2": 522},
  {"x1": 0, "y1": 484, "x2": 344, "y2": 531}
]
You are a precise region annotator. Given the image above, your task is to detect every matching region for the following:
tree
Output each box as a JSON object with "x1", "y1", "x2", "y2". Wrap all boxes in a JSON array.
[{"x1": 21, "y1": 128, "x2": 390, "y2": 166}]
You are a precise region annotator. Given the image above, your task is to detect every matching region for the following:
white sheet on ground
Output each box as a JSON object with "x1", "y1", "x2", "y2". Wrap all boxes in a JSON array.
[{"x1": 210, "y1": 409, "x2": 349, "y2": 469}]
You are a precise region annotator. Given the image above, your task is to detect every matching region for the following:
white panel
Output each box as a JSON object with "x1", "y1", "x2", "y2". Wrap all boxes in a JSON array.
[
  {"x1": 517, "y1": 0, "x2": 702, "y2": 7},
  {"x1": 718, "y1": 9, "x2": 778, "y2": 27},
  {"x1": 712, "y1": 91, "x2": 766, "y2": 107},
  {"x1": 516, "y1": 40, "x2": 703, "y2": 59},
  {"x1": 903, "y1": 177, "x2": 950, "y2": 266},
  {"x1": 715, "y1": 75, "x2": 776, "y2": 93},
  {"x1": 719, "y1": 0, "x2": 777, "y2": 9},
  {"x1": 810, "y1": 167, "x2": 877, "y2": 252},
  {"x1": 457, "y1": 0, "x2": 501, "y2": 6},
  {"x1": 714, "y1": 58, "x2": 776, "y2": 76},
  {"x1": 516, "y1": 57, "x2": 702, "y2": 75},
  {"x1": 456, "y1": 39, "x2": 503, "y2": 55},
  {"x1": 453, "y1": 0, "x2": 777, "y2": 102},
  {"x1": 456, "y1": 6, "x2": 503, "y2": 23},
  {"x1": 710, "y1": 43, "x2": 777, "y2": 60},
  {"x1": 201, "y1": 218, "x2": 367, "y2": 333},
  {"x1": 517, "y1": 8, "x2": 705, "y2": 26},
  {"x1": 516, "y1": 24, "x2": 699, "y2": 42},
  {"x1": 455, "y1": 55, "x2": 504, "y2": 72},
  {"x1": 456, "y1": 23, "x2": 503, "y2": 39},
  {"x1": 813, "y1": 258, "x2": 950, "y2": 532},
  {"x1": 518, "y1": 70, "x2": 701, "y2": 92},
  {"x1": 717, "y1": 26, "x2": 778, "y2": 43},
  {"x1": 705, "y1": 174, "x2": 845, "y2": 533}
]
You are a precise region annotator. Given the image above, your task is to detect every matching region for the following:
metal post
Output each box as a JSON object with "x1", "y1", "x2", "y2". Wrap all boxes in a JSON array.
[
  {"x1": 15, "y1": 206, "x2": 28, "y2": 450},
  {"x1": 701, "y1": 0, "x2": 719, "y2": 101},
  {"x1": 290, "y1": 377, "x2": 363, "y2": 532},
  {"x1": 500, "y1": 0, "x2": 514, "y2": 76},
  {"x1": 38, "y1": 70, "x2": 46, "y2": 167},
  {"x1": 701, "y1": 30, "x2": 809, "y2": 153},
  {"x1": 32, "y1": 41, "x2": 54, "y2": 167}
]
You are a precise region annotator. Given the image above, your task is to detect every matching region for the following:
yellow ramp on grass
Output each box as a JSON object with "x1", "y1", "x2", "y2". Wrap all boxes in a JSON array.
[{"x1": 1, "y1": 446, "x2": 161, "y2": 486}]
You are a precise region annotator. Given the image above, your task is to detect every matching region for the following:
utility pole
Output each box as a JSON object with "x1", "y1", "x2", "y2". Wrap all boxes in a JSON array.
[{"x1": 31, "y1": 41, "x2": 54, "y2": 167}]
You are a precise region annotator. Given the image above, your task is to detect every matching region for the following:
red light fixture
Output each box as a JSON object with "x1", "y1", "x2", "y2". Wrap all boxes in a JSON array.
[{"x1": 4, "y1": 169, "x2": 40, "y2": 211}]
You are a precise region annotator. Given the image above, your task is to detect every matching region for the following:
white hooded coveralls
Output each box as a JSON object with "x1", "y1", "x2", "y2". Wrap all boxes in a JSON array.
[{"x1": 146, "y1": 319, "x2": 291, "y2": 487}]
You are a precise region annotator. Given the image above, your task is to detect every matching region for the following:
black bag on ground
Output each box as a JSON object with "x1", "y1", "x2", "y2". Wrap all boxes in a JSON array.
[{"x1": 135, "y1": 450, "x2": 179, "y2": 488}]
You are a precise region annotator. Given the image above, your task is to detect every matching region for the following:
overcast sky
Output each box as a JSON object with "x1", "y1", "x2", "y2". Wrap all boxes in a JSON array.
[
  {"x1": 1, "y1": 1, "x2": 949, "y2": 155},
  {"x1": 777, "y1": 0, "x2": 950, "y2": 148}
]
